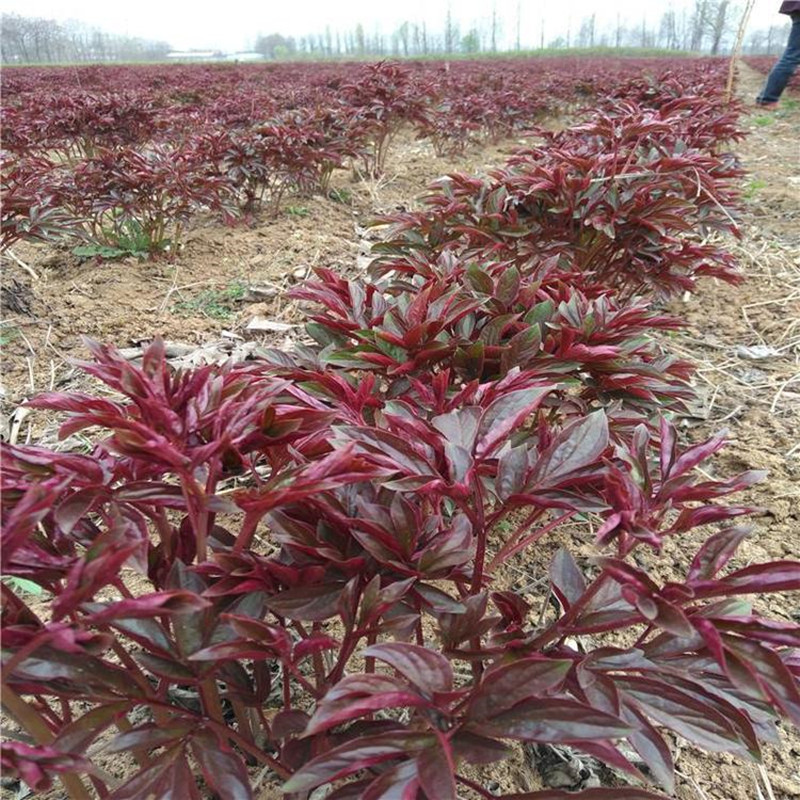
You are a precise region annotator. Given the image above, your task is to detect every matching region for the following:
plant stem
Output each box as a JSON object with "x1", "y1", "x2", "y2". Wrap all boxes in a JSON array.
[
  {"x1": 199, "y1": 677, "x2": 226, "y2": 726},
  {"x1": 231, "y1": 697, "x2": 255, "y2": 743},
  {"x1": 526, "y1": 573, "x2": 611, "y2": 650},
  {"x1": 489, "y1": 511, "x2": 573, "y2": 571},
  {"x1": 456, "y1": 774, "x2": 497, "y2": 799},
  {"x1": 147, "y1": 698, "x2": 292, "y2": 779},
  {"x1": 466, "y1": 480, "x2": 487, "y2": 595},
  {"x1": 2, "y1": 685, "x2": 93, "y2": 800}
]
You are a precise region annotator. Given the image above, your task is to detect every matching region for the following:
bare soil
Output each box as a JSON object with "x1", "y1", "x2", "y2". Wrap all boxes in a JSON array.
[{"x1": 1, "y1": 65, "x2": 798, "y2": 799}]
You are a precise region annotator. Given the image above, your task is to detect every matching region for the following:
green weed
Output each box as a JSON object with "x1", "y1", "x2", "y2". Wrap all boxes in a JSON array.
[
  {"x1": 0, "y1": 325, "x2": 20, "y2": 347},
  {"x1": 172, "y1": 282, "x2": 246, "y2": 320},
  {"x1": 2, "y1": 576, "x2": 45, "y2": 597},
  {"x1": 328, "y1": 187, "x2": 353, "y2": 204},
  {"x1": 73, "y1": 218, "x2": 159, "y2": 261},
  {"x1": 743, "y1": 178, "x2": 768, "y2": 199},
  {"x1": 493, "y1": 519, "x2": 515, "y2": 536}
]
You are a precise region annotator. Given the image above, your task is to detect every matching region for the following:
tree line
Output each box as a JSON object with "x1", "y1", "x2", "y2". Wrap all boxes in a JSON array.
[
  {"x1": 1, "y1": 13, "x2": 171, "y2": 64},
  {"x1": 1, "y1": 1, "x2": 791, "y2": 66},
  {"x1": 254, "y1": 2, "x2": 789, "y2": 60}
]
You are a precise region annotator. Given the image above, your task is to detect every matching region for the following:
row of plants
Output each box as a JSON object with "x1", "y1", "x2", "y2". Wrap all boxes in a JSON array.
[
  {"x1": 371, "y1": 92, "x2": 745, "y2": 301},
  {"x1": 2, "y1": 58, "x2": 738, "y2": 257},
  {"x1": 3, "y1": 65, "x2": 799, "y2": 800},
  {"x1": 742, "y1": 56, "x2": 800, "y2": 93},
  {"x1": 2, "y1": 57, "x2": 734, "y2": 114}
]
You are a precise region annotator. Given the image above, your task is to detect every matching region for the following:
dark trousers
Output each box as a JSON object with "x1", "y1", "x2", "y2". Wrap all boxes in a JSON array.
[{"x1": 757, "y1": 11, "x2": 800, "y2": 103}]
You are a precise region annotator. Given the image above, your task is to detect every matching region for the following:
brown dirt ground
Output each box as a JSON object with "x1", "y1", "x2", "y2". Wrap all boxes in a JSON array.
[{"x1": 1, "y1": 64, "x2": 798, "y2": 799}]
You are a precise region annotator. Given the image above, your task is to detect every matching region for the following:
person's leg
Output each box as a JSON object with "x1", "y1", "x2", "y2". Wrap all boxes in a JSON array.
[{"x1": 756, "y1": 12, "x2": 800, "y2": 104}]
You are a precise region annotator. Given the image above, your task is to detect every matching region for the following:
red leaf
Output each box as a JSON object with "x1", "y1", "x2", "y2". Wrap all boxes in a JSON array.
[
  {"x1": 687, "y1": 525, "x2": 751, "y2": 581},
  {"x1": 416, "y1": 737, "x2": 457, "y2": 800},
  {"x1": 692, "y1": 561, "x2": 800, "y2": 597},
  {"x1": 305, "y1": 674, "x2": 428, "y2": 736},
  {"x1": 617, "y1": 676, "x2": 749, "y2": 754},
  {"x1": 83, "y1": 591, "x2": 210, "y2": 625},
  {"x1": 108, "y1": 744, "x2": 187, "y2": 800},
  {"x1": 621, "y1": 702, "x2": 675, "y2": 793},
  {"x1": 189, "y1": 730, "x2": 253, "y2": 800},
  {"x1": 282, "y1": 733, "x2": 428, "y2": 794},
  {"x1": 528, "y1": 410, "x2": 608, "y2": 487},
  {"x1": 477, "y1": 385, "x2": 553, "y2": 457},
  {"x1": 363, "y1": 642, "x2": 453, "y2": 694},
  {"x1": 470, "y1": 698, "x2": 632, "y2": 742},
  {"x1": 549, "y1": 548, "x2": 587, "y2": 610},
  {"x1": 469, "y1": 658, "x2": 572, "y2": 720},
  {"x1": 266, "y1": 583, "x2": 345, "y2": 621}
]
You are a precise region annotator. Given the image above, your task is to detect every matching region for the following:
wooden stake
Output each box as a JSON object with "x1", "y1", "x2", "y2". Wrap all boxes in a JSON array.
[{"x1": 726, "y1": 0, "x2": 756, "y2": 102}]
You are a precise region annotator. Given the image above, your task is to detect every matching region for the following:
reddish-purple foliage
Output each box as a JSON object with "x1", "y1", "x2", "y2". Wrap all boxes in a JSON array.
[
  {"x1": 190, "y1": 118, "x2": 352, "y2": 215},
  {"x1": 3, "y1": 336, "x2": 798, "y2": 800},
  {"x1": 2, "y1": 55, "x2": 743, "y2": 256},
  {"x1": 375, "y1": 98, "x2": 744, "y2": 300},
  {"x1": 1, "y1": 91, "x2": 160, "y2": 160},
  {"x1": 2, "y1": 59, "x2": 798, "y2": 800},
  {"x1": 340, "y1": 61, "x2": 434, "y2": 177},
  {"x1": 0, "y1": 154, "x2": 76, "y2": 250}
]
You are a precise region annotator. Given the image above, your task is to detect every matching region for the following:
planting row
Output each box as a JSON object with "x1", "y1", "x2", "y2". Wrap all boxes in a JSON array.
[
  {"x1": 3, "y1": 57, "x2": 737, "y2": 257},
  {"x1": 743, "y1": 55, "x2": 800, "y2": 92},
  {"x1": 3, "y1": 64, "x2": 800, "y2": 800}
]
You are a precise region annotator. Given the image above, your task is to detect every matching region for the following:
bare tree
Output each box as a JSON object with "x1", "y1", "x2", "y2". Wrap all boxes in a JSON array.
[
  {"x1": 445, "y1": 7, "x2": 455, "y2": 53},
  {"x1": 396, "y1": 21, "x2": 410, "y2": 57},
  {"x1": 1, "y1": 13, "x2": 169, "y2": 64},
  {"x1": 577, "y1": 14, "x2": 596, "y2": 48},
  {"x1": 765, "y1": 22, "x2": 791, "y2": 54},
  {"x1": 691, "y1": 0, "x2": 710, "y2": 51},
  {"x1": 708, "y1": 0, "x2": 731, "y2": 54},
  {"x1": 2, "y1": 14, "x2": 33, "y2": 62},
  {"x1": 639, "y1": 16, "x2": 651, "y2": 48}
]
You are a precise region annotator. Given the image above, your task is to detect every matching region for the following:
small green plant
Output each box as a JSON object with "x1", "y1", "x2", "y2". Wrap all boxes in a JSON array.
[
  {"x1": 285, "y1": 205, "x2": 311, "y2": 217},
  {"x1": 328, "y1": 187, "x2": 352, "y2": 204},
  {"x1": 752, "y1": 115, "x2": 774, "y2": 127},
  {"x1": 172, "y1": 282, "x2": 246, "y2": 320},
  {"x1": 493, "y1": 519, "x2": 515, "y2": 536},
  {"x1": 1, "y1": 576, "x2": 44, "y2": 597},
  {"x1": 73, "y1": 218, "x2": 157, "y2": 261},
  {"x1": 743, "y1": 178, "x2": 767, "y2": 200},
  {"x1": 0, "y1": 325, "x2": 20, "y2": 347}
]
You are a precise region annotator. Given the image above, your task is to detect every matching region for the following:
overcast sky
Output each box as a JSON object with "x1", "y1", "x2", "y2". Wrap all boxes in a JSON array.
[{"x1": 0, "y1": 0, "x2": 786, "y2": 52}]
